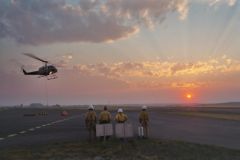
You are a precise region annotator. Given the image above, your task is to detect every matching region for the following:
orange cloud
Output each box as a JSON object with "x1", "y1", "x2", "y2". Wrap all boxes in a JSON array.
[
  {"x1": 73, "y1": 56, "x2": 240, "y2": 89},
  {"x1": 171, "y1": 82, "x2": 207, "y2": 88},
  {"x1": 54, "y1": 54, "x2": 74, "y2": 69}
]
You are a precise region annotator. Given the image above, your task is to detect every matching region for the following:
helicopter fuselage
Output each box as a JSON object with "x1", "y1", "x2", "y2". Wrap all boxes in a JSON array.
[
  {"x1": 22, "y1": 65, "x2": 57, "y2": 76},
  {"x1": 38, "y1": 65, "x2": 58, "y2": 75}
]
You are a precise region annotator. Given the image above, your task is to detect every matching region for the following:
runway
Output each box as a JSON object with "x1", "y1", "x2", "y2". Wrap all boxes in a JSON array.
[{"x1": 0, "y1": 107, "x2": 239, "y2": 150}]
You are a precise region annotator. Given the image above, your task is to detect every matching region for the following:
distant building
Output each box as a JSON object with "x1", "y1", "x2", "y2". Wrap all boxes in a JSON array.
[
  {"x1": 54, "y1": 104, "x2": 61, "y2": 107},
  {"x1": 29, "y1": 103, "x2": 44, "y2": 108}
]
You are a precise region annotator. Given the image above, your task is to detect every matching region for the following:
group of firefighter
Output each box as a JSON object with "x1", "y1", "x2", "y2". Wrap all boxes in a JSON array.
[{"x1": 85, "y1": 105, "x2": 149, "y2": 141}]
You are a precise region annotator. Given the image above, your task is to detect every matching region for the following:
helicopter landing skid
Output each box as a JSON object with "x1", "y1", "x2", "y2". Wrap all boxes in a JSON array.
[
  {"x1": 47, "y1": 74, "x2": 57, "y2": 80},
  {"x1": 38, "y1": 75, "x2": 45, "y2": 78},
  {"x1": 37, "y1": 75, "x2": 57, "y2": 80}
]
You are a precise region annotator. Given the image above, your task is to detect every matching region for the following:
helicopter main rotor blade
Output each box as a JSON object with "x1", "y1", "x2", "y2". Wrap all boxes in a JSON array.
[{"x1": 23, "y1": 53, "x2": 48, "y2": 63}]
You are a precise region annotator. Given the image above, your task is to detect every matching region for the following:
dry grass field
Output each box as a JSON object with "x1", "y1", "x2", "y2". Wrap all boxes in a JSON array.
[{"x1": 1, "y1": 139, "x2": 240, "y2": 160}]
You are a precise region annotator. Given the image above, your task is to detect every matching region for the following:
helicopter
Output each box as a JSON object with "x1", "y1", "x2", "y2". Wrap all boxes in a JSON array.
[{"x1": 22, "y1": 53, "x2": 58, "y2": 80}]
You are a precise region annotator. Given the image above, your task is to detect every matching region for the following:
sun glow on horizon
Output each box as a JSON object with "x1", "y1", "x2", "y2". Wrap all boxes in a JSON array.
[{"x1": 186, "y1": 93, "x2": 192, "y2": 99}]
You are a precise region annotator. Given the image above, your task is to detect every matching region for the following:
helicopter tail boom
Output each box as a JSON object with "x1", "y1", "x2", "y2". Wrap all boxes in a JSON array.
[{"x1": 22, "y1": 67, "x2": 39, "y2": 75}]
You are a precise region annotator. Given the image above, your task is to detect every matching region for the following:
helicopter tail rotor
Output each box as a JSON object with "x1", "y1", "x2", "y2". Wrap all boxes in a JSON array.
[{"x1": 21, "y1": 66, "x2": 28, "y2": 75}]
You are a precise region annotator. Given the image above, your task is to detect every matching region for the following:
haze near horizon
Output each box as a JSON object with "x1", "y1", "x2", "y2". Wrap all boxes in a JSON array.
[{"x1": 1, "y1": 0, "x2": 240, "y2": 105}]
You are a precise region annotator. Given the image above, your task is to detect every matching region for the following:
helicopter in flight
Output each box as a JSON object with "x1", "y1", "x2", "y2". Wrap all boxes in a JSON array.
[{"x1": 22, "y1": 53, "x2": 58, "y2": 80}]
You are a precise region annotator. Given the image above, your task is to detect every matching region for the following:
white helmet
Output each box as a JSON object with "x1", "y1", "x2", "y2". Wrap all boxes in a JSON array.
[
  {"x1": 88, "y1": 104, "x2": 94, "y2": 110},
  {"x1": 118, "y1": 108, "x2": 123, "y2": 113},
  {"x1": 142, "y1": 105, "x2": 147, "y2": 110}
]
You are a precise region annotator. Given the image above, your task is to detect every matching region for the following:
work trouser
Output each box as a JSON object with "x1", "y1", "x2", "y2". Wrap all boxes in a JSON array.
[
  {"x1": 86, "y1": 122, "x2": 96, "y2": 141},
  {"x1": 141, "y1": 122, "x2": 149, "y2": 138}
]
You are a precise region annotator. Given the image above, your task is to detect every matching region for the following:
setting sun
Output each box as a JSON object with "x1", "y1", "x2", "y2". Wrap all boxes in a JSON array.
[{"x1": 186, "y1": 94, "x2": 192, "y2": 99}]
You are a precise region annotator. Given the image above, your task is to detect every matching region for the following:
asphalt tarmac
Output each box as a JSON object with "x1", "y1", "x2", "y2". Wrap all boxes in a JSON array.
[{"x1": 0, "y1": 108, "x2": 239, "y2": 150}]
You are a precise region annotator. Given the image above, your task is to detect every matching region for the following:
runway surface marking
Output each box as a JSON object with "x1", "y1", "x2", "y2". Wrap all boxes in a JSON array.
[
  {"x1": 28, "y1": 128, "x2": 35, "y2": 131},
  {"x1": 19, "y1": 131, "x2": 26, "y2": 134},
  {"x1": 0, "y1": 115, "x2": 82, "y2": 142},
  {"x1": 7, "y1": 134, "x2": 17, "y2": 138}
]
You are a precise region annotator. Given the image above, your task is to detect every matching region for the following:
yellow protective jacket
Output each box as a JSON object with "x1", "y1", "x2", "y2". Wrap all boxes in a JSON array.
[
  {"x1": 99, "y1": 111, "x2": 111, "y2": 123},
  {"x1": 115, "y1": 113, "x2": 128, "y2": 123},
  {"x1": 139, "y1": 111, "x2": 149, "y2": 126},
  {"x1": 85, "y1": 111, "x2": 97, "y2": 128}
]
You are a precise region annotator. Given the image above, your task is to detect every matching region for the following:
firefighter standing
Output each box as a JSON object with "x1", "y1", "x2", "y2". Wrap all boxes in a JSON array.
[
  {"x1": 99, "y1": 106, "x2": 112, "y2": 140},
  {"x1": 85, "y1": 105, "x2": 97, "y2": 142},
  {"x1": 99, "y1": 106, "x2": 112, "y2": 124},
  {"x1": 139, "y1": 106, "x2": 149, "y2": 138},
  {"x1": 115, "y1": 108, "x2": 128, "y2": 123}
]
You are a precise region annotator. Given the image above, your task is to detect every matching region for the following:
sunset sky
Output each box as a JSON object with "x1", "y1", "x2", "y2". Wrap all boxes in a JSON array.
[{"x1": 0, "y1": 0, "x2": 240, "y2": 105}]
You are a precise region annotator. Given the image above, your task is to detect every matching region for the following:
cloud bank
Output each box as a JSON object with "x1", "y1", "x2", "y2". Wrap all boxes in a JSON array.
[
  {"x1": 73, "y1": 55, "x2": 240, "y2": 89},
  {"x1": 1, "y1": 0, "x2": 234, "y2": 45}
]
